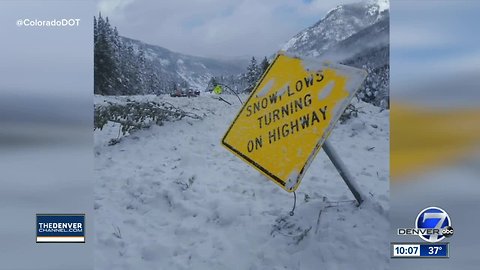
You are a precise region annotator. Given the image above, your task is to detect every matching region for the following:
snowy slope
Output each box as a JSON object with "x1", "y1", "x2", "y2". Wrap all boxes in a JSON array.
[
  {"x1": 280, "y1": 0, "x2": 390, "y2": 107},
  {"x1": 322, "y1": 14, "x2": 389, "y2": 64},
  {"x1": 282, "y1": 0, "x2": 389, "y2": 57},
  {"x1": 94, "y1": 94, "x2": 389, "y2": 269},
  {"x1": 122, "y1": 37, "x2": 246, "y2": 90}
]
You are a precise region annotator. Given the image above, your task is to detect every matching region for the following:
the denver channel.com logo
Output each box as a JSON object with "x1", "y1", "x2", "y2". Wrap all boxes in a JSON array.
[
  {"x1": 398, "y1": 207, "x2": 454, "y2": 243},
  {"x1": 36, "y1": 214, "x2": 85, "y2": 243}
]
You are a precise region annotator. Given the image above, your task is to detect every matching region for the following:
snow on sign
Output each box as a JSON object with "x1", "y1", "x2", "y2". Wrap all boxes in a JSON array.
[{"x1": 222, "y1": 52, "x2": 367, "y2": 192}]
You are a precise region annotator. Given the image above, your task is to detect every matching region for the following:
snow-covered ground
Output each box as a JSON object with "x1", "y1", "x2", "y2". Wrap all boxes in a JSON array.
[{"x1": 94, "y1": 94, "x2": 389, "y2": 270}]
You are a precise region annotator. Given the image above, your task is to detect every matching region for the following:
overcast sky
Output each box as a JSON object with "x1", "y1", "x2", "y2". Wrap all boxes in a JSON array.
[{"x1": 96, "y1": 0, "x2": 362, "y2": 58}]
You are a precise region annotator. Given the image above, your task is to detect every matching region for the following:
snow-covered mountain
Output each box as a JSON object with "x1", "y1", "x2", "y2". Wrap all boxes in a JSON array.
[
  {"x1": 283, "y1": 0, "x2": 388, "y2": 57},
  {"x1": 283, "y1": 0, "x2": 390, "y2": 107},
  {"x1": 122, "y1": 37, "x2": 247, "y2": 90}
]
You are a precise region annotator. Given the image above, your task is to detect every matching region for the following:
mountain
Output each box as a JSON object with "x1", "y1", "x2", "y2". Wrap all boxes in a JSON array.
[
  {"x1": 283, "y1": 0, "x2": 388, "y2": 57},
  {"x1": 121, "y1": 37, "x2": 246, "y2": 90},
  {"x1": 283, "y1": 0, "x2": 390, "y2": 107}
]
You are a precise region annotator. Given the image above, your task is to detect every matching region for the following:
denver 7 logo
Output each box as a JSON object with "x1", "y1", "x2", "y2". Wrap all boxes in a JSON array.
[{"x1": 415, "y1": 207, "x2": 451, "y2": 243}]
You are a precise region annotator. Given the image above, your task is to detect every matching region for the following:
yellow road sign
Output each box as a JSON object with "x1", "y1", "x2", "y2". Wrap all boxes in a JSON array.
[{"x1": 222, "y1": 53, "x2": 367, "y2": 192}]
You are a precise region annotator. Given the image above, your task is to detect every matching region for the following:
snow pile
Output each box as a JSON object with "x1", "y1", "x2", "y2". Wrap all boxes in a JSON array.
[{"x1": 94, "y1": 94, "x2": 389, "y2": 270}]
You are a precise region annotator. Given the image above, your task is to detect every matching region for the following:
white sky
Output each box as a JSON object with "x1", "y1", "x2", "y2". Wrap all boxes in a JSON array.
[{"x1": 96, "y1": 0, "x2": 362, "y2": 58}]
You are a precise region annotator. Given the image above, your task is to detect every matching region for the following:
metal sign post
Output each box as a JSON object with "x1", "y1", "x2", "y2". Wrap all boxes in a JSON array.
[{"x1": 322, "y1": 140, "x2": 364, "y2": 206}]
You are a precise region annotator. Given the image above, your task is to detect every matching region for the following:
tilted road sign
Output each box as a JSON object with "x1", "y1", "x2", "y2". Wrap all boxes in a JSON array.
[{"x1": 222, "y1": 52, "x2": 367, "y2": 192}]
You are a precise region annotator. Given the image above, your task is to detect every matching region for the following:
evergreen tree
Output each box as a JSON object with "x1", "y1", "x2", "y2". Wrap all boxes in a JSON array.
[
  {"x1": 94, "y1": 13, "x2": 118, "y2": 95},
  {"x1": 260, "y1": 57, "x2": 269, "y2": 76},
  {"x1": 245, "y1": 56, "x2": 260, "y2": 92},
  {"x1": 94, "y1": 14, "x2": 165, "y2": 96}
]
